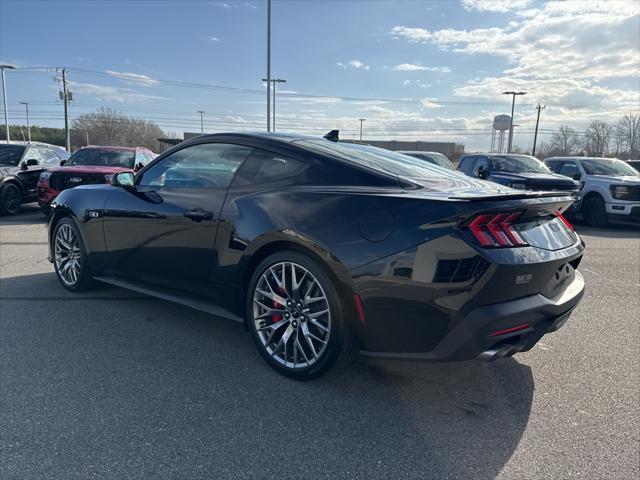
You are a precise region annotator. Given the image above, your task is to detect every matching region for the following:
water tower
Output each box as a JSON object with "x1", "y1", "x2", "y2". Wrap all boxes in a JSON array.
[{"x1": 491, "y1": 114, "x2": 511, "y2": 153}]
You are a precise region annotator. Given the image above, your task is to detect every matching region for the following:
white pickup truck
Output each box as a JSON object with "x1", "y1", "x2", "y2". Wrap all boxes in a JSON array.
[{"x1": 545, "y1": 157, "x2": 640, "y2": 226}]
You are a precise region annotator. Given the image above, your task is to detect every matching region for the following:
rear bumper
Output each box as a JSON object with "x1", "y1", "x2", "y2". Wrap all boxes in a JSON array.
[{"x1": 360, "y1": 270, "x2": 584, "y2": 362}]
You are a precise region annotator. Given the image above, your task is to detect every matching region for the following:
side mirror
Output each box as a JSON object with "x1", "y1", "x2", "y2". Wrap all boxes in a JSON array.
[
  {"x1": 572, "y1": 173, "x2": 581, "y2": 181},
  {"x1": 111, "y1": 171, "x2": 135, "y2": 189},
  {"x1": 22, "y1": 158, "x2": 39, "y2": 169},
  {"x1": 477, "y1": 167, "x2": 487, "y2": 179},
  {"x1": 59, "y1": 159, "x2": 67, "y2": 166}
]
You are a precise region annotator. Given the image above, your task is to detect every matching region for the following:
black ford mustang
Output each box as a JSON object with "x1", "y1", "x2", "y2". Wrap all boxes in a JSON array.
[{"x1": 47, "y1": 132, "x2": 585, "y2": 379}]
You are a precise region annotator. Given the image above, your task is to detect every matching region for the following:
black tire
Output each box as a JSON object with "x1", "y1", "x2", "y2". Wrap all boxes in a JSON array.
[
  {"x1": 52, "y1": 217, "x2": 96, "y2": 291},
  {"x1": 0, "y1": 183, "x2": 22, "y2": 216},
  {"x1": 582, "y1": 195, "x2": 608, "y2": 227},
  {"x1": 246, "y1": 250, "x2": 357, "y2": 380}
]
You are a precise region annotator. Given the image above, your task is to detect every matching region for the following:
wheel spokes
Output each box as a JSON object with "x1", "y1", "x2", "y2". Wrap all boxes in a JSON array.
[
  {"x1": 253, "y1": 261, "x2": 331, "y2": 368},
  {"x1": 54, "y1": 225, "x2": 81, "y2": 285}
]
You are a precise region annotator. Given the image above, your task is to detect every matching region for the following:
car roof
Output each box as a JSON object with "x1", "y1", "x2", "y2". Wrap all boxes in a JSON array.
[
  {"x1": 0, "y1": 141, "x2": 65, "y2": 149},
  {"x1": 79, "y1": 145, "x2": 144, "y2": 152},
  {"x1": 545, "y1": 156, "x2": 622, "y2": 161},
  {"x1": 398, "y1": 150, "x2": 447, "y2": 156}
]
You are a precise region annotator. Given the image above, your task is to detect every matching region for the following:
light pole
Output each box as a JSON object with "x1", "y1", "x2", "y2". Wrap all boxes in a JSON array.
[
  {"x1": 1, "y1": 64, "x2": 16, "y2": 143},
  {"x1": 358, "y1": 118, "x2": 366, "y2": 141},
  {"x1": 266, "y1": 0, "x2": 271, "y2": 131},
  {"x1": 532, "y1": 103, "x2": 546, "y2": 157},
  {"x1": 502, "y1": 91, "x2": 526, "y2": 153},
  {"x1": 19, "y1": 102, "x2": 30, "y2": 142},
  {"x1": 263, "y1": 78, "x2": 286, "y2": 131},
  {"x1": 197, "y1": 110, "x2": 205, "y2": 134}
]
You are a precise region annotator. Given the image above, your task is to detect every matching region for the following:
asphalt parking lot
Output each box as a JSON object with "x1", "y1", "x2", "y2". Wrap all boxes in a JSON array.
[{"x1": 1, "y1": 204, "x2": 638, "y2": 480}]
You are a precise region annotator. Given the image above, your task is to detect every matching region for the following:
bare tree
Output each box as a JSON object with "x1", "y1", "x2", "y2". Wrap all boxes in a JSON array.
[
  {"x1": 71, "y1": 107, "x2": 165, "y2": 152},
  {"x1": 583, "y1": 121, "x2": 611, "y2": 157},
  {"x1": 616, "y1": 114, "x2": 639, "y2": 158},
  {"x1": 549, "y1": 125, "x2": 580, "y2": 156}
]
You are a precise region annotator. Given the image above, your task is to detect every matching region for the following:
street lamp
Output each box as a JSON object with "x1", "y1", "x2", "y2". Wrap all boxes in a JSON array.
[
  {"x1": 1, "y1": 64, "x2": 16, "y2": 143},
  {"x1": 262, "y1": 78, "x2": 286, "y2": 131},
  {"x1": 19, "y1": 102, "x2": 30, "y2": 142},
  {"x1": 358, "y1": 118, "x2": 366, "y2": 141},
  {"x1": 502, "y1": 91, "x2": 526, "y2": 153},
  {"x1": 197, "y1": 110, "x2": 205, "y2": 134}
]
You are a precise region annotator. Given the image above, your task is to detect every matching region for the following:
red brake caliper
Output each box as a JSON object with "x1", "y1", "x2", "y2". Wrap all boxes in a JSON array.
[{"x1": 272, "y1": 287, "x2": 286, "y2": 324}]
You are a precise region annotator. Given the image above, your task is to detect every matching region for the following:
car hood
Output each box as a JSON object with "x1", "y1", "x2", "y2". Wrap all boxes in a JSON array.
[
  {"x1": 0, "y1": 165, "x2": 21, "y2": 177},
  {"x1": 490, "y1": 172, "x2": 578, "y2": 186},
  {"x1": 47, "y1": 165, "x2": 132, "y2": 174},
  {"x1": 585, "y1": 175, "x2": 640, "y2": 185}
]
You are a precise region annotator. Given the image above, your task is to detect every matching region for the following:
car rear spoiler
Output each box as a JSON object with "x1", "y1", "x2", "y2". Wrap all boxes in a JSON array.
[{"x1": 448, "y1": 191, "x2": 575, "y2": 201}]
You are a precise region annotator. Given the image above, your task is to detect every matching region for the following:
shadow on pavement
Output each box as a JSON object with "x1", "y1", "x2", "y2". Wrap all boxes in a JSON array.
[
  {"x1": 0, "y1": 203, "x2": 46, "y2": 226},
  {"x1": 1, "y1": 273, "x2": 534, "y2": 479}
]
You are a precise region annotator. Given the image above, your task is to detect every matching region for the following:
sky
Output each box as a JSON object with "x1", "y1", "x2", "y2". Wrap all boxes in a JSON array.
[{"x1": 0, "y1": 0, "x2": 639, "y2": 151}]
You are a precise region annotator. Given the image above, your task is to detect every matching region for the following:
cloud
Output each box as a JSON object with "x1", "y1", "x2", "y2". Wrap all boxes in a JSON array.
[
  {"x1": 393, "y1": 63, "x2": 450, "y2": 73},
  {"x1": 104, "y1": 70, "x2": 160, "y2": 86},
  {"x1": 461, "y1": 0, "x2": 531, "y2": 12},
  {"x1": 209, "y1": 36, "x2": 220, "y2": 42},
  {"x1": 390, "y1": 2, "x2": 640, "y2": 80},
  {"x1": 210, "y1": 2, "x2": 257, "y2": 10},
  {"x1": 349, "y1": 59, "x2": 370, "y2": 70},
  {"x1": 68, "y1": 81, "x2": 167, "y2": 103}
]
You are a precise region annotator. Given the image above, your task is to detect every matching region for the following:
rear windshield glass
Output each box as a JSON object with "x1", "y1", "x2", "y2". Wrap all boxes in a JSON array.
[
  {"x1": 0, "y1": 145, "x2": 26, "y2": 166},
  {"x1": 67, "y1": 149, "x2": 135, "y2": 168},
  {"x1": 297, "y1": 140, "x2": 462, "y2": 179},
  {"x1": 489, "y1": 155, "x2": 550, "y2": 174},
  {"x1": 406, "y1": 152, "x2": 454, "y2": 170},
  {"x1": 580, "y1": 159, "x2": 639, "y2": 177}
]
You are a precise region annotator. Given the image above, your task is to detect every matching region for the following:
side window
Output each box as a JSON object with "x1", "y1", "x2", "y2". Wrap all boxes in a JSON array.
[
  {"x1": 559, "y1": 162, "x2": 581, "y2": 180},
  {"x1": 546, "y1": 160, "x2": 560, "y2": 173},
  {"x1": 473, "y1": 157, "x2": 490, "y2": 177},
  {"x1": 458, "y1": 157, "x2": 474, "y2": 175},
  {"x1": 139, "y1": 143, "x2": 251, "y2": 188},
  {"x1": 23, "y1": 147, "x2": 42, "y2": 163},
  {"x1": 254, "y1": 153, "x2": 308, "y2": 182}
]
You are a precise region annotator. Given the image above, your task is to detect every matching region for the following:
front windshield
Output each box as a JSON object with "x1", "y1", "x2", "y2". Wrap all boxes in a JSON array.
[
  {"x1": 490, "y1": 155, "x2": 551, "y2": 174},
  {"x1": 67, "y1": 149, "x2": 135, "y2": 168},
  {"x1": 580, "y1": 158, "x2": 639, "y2": 177},
  {"x1": 297, "y1": 140, "x2": 463, "y2": 179},
  {"x1": 0, "y1": 145, "x2": 26, "y2": 166}
]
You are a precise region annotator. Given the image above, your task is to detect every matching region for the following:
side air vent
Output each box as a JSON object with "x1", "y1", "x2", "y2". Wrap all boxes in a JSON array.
[{"x1": 433, "y1": 256, "x2": 490, "y2": 283}]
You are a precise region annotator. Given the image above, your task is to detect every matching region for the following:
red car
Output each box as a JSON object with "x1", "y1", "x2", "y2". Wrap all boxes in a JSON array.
[{"x1": 38, "y1": 146, "x2": 156, "y2": 214}]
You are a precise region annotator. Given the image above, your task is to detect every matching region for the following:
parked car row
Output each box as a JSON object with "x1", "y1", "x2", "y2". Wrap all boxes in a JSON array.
[
  {"x1": 451, "y1": 153, "x2": 639, "y2": 227},
  {"x1": 0, "y1": 143, "x2": 156, "y2": 216}
]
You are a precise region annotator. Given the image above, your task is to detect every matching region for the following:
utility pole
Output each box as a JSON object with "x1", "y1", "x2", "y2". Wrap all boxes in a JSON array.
[
  {"x1": 266, "y1": 0, "x2": 271, "y2": 132},
  {"x1": 1, "y1": 64, "x2": 16, "y2": 143},
  {"x1": 262, "y1": 78, "x2": 286, "y2": 131},
  {"x1": 358, "y1": 118, "x2": 366, "y2": 141},
  {"x1": 502, "y1": 91, "x2": 526, "y2": 153},
  {"x1": 19, "y1": 102, "x2": 30, "y2": 142},
  {"x1": 62, "y1": 68, "x2": 71, "y2": 151},
  {"x1": 532, "y1": 103, "x2": 546, "y2": 157},
  {"x1": 86, "y1": 131, "x2": 89, "y2": 146},
  {"x1": 197, "y1": 110, "x2": 205, "y2": 134}
]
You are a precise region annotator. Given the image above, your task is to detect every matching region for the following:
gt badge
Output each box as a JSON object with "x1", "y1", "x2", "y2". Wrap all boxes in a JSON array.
[{"x1": 515, "y1": 274, "x2": 533, "y2": 285}]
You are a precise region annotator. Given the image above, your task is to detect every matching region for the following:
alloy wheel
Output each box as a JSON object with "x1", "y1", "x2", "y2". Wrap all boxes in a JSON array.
[
  {"x1": 54, "y1": 223, "x2": 82, "y2": 286},
  {"x1": 253, "y1": 261, "x2": 331, "y2": 369},
  {"x1": 3, "y1": 184, "x2": 21, "y2": 214}
]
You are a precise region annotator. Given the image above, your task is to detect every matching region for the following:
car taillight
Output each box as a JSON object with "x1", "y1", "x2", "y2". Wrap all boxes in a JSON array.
[
  {"x1": 465, "y1": 212, "x2": 527, "y2": 248},
  {"x1": 554, "y1": 211, "x2": 574, "y2": 231}
]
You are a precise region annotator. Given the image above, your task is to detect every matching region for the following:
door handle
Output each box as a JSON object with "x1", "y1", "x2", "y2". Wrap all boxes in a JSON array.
[{"x1": 184, "y1": 209, "x2": 214, "y2": 222}]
